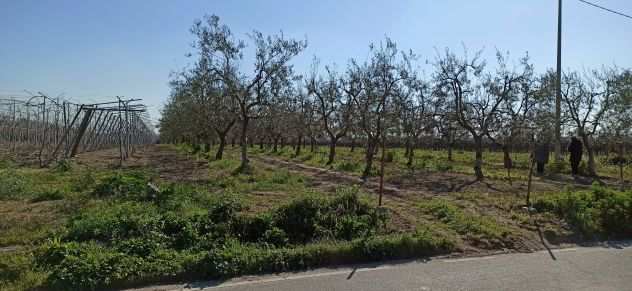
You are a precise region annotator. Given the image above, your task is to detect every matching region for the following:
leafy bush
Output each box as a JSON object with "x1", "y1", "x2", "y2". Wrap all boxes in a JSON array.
[
  {"x1": 91, "y1": 172, "x2": 149, "y2": 200},
  {"x1": 0, "y1": 251, "x2": 45, "y2": 291},
  {"x1": 353, "y1": 231, "x2": 455, "y2": 261},
  {"x1": 232, "y1": 213, "x2": 275, "y2": 243},
  {"x1": 534, "y1": 185, "x2": 632, "y2": 238},
  {"x1": 37, "y1": 238, "x2": 202, "y2": 291},
  {"x1": 261, "y1": 227, "x2": 289, "y2": 247},
  {"x1": 161, "y1": 212, "x2": 201, "y2": 250},
  {"x1": 30, "y1": 190, "x2": 64, "y2": 203},
  {"x1": 273, "y1": 187, "x2": 388, "y2": 244},
  {"x1": 53, "y1": 160, "x2": 72, "y2": 173},
  {"x1": 201, "y1": 232, "x2": 453, "y2": 279},
  {"x1": 274, "y1": 196, "x2": 322, "y2": 243},
  {"x1": 65, "y1": 202, "x2": 164, "y2": 243},
  {"x1": 37, "y1": 185, "x2": 394, "y2": 290}
]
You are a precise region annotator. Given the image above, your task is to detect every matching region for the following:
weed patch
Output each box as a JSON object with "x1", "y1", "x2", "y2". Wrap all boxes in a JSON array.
[
  {"x1": 30, "y1": 190, "x2": 64, "y2": 203},
  {"x1": 0, "y1": 169, "x2": 27, "y2": 200},
  {"x1": 420, "y1": 198, "x2": 513, "y2": 248},
  {"x1": 534, "y1": 185, "x2": 632, "y2": 238}
]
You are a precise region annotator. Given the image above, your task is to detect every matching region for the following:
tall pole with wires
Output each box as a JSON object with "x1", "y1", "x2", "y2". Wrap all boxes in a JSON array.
[{"x1": 555, "y1": 0, "x2": 563, "y2": 162}]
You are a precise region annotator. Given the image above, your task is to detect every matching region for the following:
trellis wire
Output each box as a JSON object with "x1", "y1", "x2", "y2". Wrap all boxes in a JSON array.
[{"x1": 0, "y1": 93, "x2": 156, "y2": 167}]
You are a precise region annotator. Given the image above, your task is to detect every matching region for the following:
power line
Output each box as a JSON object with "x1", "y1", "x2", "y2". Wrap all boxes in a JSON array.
[{"x1": 577, "y1": 0, "x2": 632, "y2": 20}]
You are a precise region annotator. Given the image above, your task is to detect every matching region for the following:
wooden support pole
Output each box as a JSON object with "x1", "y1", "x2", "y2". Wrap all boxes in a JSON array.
[
  {"x1": 43, "y1": 105, "x2": 83, "y2": 166},
  {"x1": 69, "y1": 108, "x2": 95, "y2": 158}
]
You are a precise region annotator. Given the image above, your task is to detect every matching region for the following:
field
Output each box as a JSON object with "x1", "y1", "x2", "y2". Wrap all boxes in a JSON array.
[{"x1": 1, "y1": 144, "x2": 631, "y2": 291}]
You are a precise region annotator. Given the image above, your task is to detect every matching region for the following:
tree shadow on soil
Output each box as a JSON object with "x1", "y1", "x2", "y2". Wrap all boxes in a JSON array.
[{"x1": 534, "y1": 221, "x2": 557, "y2": 261}]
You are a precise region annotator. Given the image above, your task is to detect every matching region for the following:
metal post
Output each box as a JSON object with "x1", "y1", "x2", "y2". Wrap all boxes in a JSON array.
[{"x1": 555, "y1": 0, "x2": 563, "y2": 161}]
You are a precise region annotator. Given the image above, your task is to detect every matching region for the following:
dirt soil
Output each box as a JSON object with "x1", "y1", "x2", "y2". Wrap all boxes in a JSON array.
[
  {"x1": 74, "y1": 145, "x2": 585, "y2": 256},
  {"x1": 75, "y1": 145, "x2": 210, "y2": 183},
  {"x1": 253, "y1": 155, "x2": 576, "y2": 254}
]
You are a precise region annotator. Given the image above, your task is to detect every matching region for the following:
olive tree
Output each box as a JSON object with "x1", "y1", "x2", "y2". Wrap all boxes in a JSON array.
[
  {"x1": 561, "y1": 69, "x2": 616, "y2": 177},
  {"x1": 434, "y1": 49, "x2": 528, "y2": 180},
  {"x1": 307, "y1": 62, "x2": 353, "y2": 165},
  {"x1": 349, "y1": 39, "x2": 409, "y2": 180},
  {"x1": 190, "y1": 14, "x2": 306, "y2": 170}
]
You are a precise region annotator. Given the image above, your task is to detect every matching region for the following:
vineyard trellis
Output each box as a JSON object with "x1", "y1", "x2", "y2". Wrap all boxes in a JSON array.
[{"x1": 0, "y1": 93, "x2": 156, "y2": 167}]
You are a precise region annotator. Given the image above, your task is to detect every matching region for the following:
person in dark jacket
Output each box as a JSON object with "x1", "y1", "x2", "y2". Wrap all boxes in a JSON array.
[
  {"x1": 534, "y1": 142, "x2": 550, "y2": 174},
  {"x1": 568, "y1": 137, "x2": 583, "y2": 175}
]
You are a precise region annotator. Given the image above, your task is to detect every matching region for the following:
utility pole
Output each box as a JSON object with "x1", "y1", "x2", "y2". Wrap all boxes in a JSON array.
[{"x1": 555, "y1": 0, "x2": 563, "y2": 161}]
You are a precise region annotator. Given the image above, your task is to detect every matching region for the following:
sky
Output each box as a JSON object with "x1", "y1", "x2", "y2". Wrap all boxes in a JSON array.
[{"x1": 1, "y1": 0, "x2": 631, "y2": 125}]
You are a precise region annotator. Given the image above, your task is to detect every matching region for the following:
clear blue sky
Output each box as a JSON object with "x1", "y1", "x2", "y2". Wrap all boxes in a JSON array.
[{"x1": 1, "y1": 0, "x2": 631, "y2": 125}]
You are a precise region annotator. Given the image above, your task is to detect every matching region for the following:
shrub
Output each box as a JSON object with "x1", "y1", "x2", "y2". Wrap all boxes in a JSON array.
[
  {"x1": 201, "y1": 232, "x2": 453, "y2": 279},
  {"x1": 37, "y1": 239, "x2": 201, "y2": 291},
  {"x1": 353, "y1": 232, "x2": 454, "y2": 261},
  {"x1": 30, "y1": 190, "x2": 64, "y2": 203},
  {"x1": 322, "y1": 188, "x2": 388, "y2": 240},
  {"x1": 37, "y1": 230, "x2": 452, "y2": 290},
  {"x1": 91, "y1": 172, "x2": 149, "y2": 200},
  {"x1": 233, "y1": 213, "x2": 275, "y2": 243},
  {"x1": 534, "y1": 185, "x2": 632, "y2": 238},
  {"x1": 0, "y1": 251, "x2": 32, "y2": 284},
  {"x1": 261, "y1": 227, "x2": 289, "y2": 247},
  {"x1": 53, "y1": 160, "x2": 72, "y2": 172},
  {"x1": 37, "y1": 188, "x2": 395, "y2": 290},
  {"x1": 0, "y1": 251, "x2": 45, "y2": 291},
  {"x1": 273, "y1": 188, "x2": 388, "y2": 243},
  {"x1": 274, "y1": 196, "x2": 322, "y2": 243},
  {"x1": 206, "y1": 196, "x2": 242, "y2": 223},
  {"x1": 161, "y1": 212, "x2": 201, "y2": 250},
  {"x1": 65, "y1": 202, "x2": 163, "y2": 243}
]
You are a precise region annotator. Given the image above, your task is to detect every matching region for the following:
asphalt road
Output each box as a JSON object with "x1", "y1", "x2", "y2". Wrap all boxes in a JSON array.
[{"x1": 132, "y1": 242, "x2": 632, "y2": 291}]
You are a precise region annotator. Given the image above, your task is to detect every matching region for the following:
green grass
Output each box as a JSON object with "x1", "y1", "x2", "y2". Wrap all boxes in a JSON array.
[
  {"x1": 30, "y1": 180, "x2": 451, "y2": 290},
  {"x1": 1, "y1": 143, "x2": 630, "y2": 291},
  {"x1": 0, "y1": 251, "x2": 47, "y2": 291},
  {"x1": 251, "y1": 144, "x2": 630, "y2": 183},
  {"x1": 534, "y1": 184, "x2": 632, "y2": 238},
  {"x1": 419, "y1": 198, "x2": 515, "y2": 249}
]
